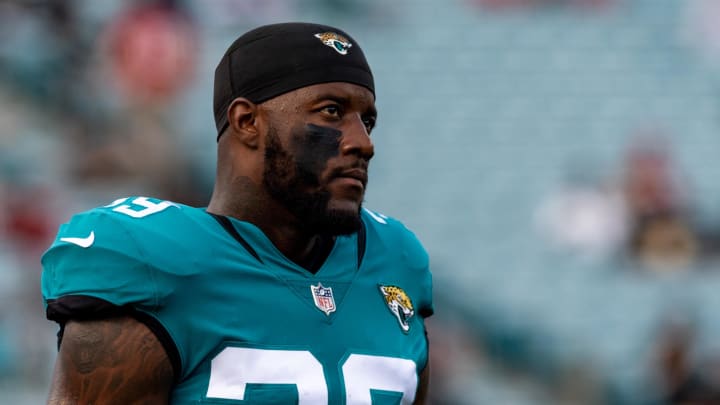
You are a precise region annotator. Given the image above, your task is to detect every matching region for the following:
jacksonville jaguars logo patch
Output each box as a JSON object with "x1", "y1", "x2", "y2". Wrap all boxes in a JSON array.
[
  {"x1": 314, "y1": 32, "x2": 352, "y2": 55},
  {"x1": 379, "y1": 285, "x2": 415, "y2": 333}
]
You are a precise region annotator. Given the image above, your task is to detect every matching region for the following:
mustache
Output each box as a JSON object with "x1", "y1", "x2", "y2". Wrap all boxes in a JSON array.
[{"x1": 329, "y1": 162, "x2": 369, "y2": 186}]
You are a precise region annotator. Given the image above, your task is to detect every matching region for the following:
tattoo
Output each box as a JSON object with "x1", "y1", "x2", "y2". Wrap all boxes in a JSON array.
[{"x1": 48, "y1": 317, "x2": 173, "y2": 405}]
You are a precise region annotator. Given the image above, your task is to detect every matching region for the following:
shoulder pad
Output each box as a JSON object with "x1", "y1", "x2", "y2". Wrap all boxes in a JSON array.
[
  {"x1": 41, "y1": 196, "x2": 187, "y2": 309},
  {"x1": 361, "y1": 208, "x2": 433, "y2": 317},
  {"x1": 361, "y1": 208, "x2": 429, "y2": 267}
]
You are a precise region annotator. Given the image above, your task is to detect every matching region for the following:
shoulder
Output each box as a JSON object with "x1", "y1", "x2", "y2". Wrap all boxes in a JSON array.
[
  {"x1": 48, "y1": 196, "x2": 192, "y2": 234},
  {"x1": 41, "y1": 196, "x2": 206, "y2": 306},
  {"x1": 43, "y1": 196, "x2": 200, "y2": 266},
  {"x1": 361, "y1": 207, "x2": 429, "y2": 266},
  {"x1": 49, "y1": 195, "x2": 204, "y2": 242},
  {"x1": 80, "y1": 196, "x2": 194, "y2": 229},
  {"x1": 361, "y1": 207, "x2": 434, "y2": 318}
]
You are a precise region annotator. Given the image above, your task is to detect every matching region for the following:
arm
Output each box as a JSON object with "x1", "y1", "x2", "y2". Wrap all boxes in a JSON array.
[
  {"x1": 413, "y1": 360, "x2": 430, "y2": 405},
  {"x1": 48, "y1": 316, "x2": 174, "y2": 405}
]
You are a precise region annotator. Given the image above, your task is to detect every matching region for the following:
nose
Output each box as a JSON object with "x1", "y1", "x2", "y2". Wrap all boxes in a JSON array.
[{"x1": 340, "y1": 113, "x2": 374, "y2": 160}]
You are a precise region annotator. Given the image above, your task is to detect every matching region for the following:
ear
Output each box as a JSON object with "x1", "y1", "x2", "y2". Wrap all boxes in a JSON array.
[{"x1": 227, "y1": 97, "x2": 260, "y2": 148}]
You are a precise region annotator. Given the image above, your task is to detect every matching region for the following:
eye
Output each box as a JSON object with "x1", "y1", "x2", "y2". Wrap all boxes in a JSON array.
[
  {"x1": 362, "y1": 115, "x2": 377, "y2": 133},
  {"x1": 319, "y1": 104, "x2": 342, "y2": 119}
]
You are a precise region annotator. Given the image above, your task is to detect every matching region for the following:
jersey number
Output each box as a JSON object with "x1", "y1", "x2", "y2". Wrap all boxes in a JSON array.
[
  {"x1": 206, "y1": 347, "x2": 417, "y2": 404},
  {"x1": 105, "y1": 197, "x2": 175, "y2": 218}
]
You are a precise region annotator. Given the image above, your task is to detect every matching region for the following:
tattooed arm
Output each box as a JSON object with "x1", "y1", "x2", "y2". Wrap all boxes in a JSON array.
[
  {"x1": 413, "y1": 360, "x2": 430, "y2": 405},
  {"x1": 47, "y1": 316, "x2": 174, "y2": 405}
]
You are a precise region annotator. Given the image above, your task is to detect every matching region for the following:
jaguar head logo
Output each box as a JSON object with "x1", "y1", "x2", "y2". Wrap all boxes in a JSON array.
[
  {"x1": 314, "y1": 32, "x2": 352, "y2": 55},
  {"x1": 379, "y1": 285, "x2": 415, "y2": 333}
]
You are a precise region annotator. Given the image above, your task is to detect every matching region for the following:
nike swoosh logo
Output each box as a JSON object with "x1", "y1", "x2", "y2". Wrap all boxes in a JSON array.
[{"x1": 60, "y1": 231, "x2": 95, "y2": 248}]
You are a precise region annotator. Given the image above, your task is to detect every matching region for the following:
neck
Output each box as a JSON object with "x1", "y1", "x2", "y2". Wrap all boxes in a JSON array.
[{"x1": 207, "y1": 178, "x2": 331, "y2": 270}]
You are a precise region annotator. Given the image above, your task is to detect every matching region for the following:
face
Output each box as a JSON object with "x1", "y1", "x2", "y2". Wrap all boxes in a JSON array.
[{"x1": 261, "y1": 82, "x2": 376, "y2": 236}]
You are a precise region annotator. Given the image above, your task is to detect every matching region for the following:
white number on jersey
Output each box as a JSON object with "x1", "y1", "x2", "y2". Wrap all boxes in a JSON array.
[
  {"x1": 105, "y1": 197, "x2": 176, "y2": 218},
  {"x1": 343, "y1": 354, "x2": 417, "y2": 403},
  {"x1": 206, "y1": 347, "x2": 418, "y2": 404},
  {"x1": 363, "y1": 208, "x2": 388, "y2": 225},
  {"x1": 206, "y1": 348, "x2": 326, "y2": 403}
]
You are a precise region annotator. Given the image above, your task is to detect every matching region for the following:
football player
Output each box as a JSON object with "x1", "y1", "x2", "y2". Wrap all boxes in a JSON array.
[{"x1": 42, "y1": 22, "x2": 433, "y2": 404}]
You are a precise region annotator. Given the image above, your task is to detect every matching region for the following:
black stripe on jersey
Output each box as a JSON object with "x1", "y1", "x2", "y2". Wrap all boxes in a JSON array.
[
  {"x1": 357, "y1": 219, "x2": 366, "y2": 269},
  {"x1": 46, "y1": 295, "x2": 182, "y2": 383},
  {"x1": 208, "y1": 213, "x2": 263, "y2": 263}
]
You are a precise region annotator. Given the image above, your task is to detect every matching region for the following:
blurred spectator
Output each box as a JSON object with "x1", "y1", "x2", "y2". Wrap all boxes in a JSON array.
[
  {"x1": 4, "y1": 185, "x2": 56, "y2": 257},
  {"x1": 629, "y1": 213, "x2": 699, "y2": 273},
  {"x1": 620, "y1": 135, "x2": 701, "y2": 272},
  {"x1": 535, "y1": 132, "x2": 711, "y2": 271},
  {"x1": 66, "y1": 0, "x2": 208, "y2": 206},
  {"x1": 534, "y1": 162, "x2": 628, "y2": 261},
  {"x1": 646, "y1": 317, "x2": 720, "y2": 404},
  {"x1": 101, "y1": 1, "x2": 198, "y2": 105},
  {"x1": 68, "y1": 110, "x2": 208, "y2": 206},
  {"x1": 621, "y1": 136, "x2": 688, "y2": 221}
]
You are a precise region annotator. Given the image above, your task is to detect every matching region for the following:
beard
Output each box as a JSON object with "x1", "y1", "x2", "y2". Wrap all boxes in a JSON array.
[{"x1": 263, "y1": 125, "x2": 362, "y2": 236}]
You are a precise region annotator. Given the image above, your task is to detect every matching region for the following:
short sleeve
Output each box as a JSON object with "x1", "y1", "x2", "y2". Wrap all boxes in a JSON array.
[
  {"x1": 41, "y1": 209, "x2": 158, "y2": 320},
  {"x1": 418, "y1": 264, "x2": 433, "y2": 318},
  {"x1": 363, "y1": 209, "x2": 434, "y2": 319},
  {"x1": 404, "y1": 232, "x2": 433, "y2": 319}
]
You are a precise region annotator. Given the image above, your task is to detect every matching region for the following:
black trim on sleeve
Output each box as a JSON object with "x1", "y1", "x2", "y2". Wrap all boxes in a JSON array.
[
  {"x1": 46, "y1": 295, "x2": 182, "y2": 382},
  {"x1": 419, "y1": 306, "x2": 434, "y2": 318},
  {"x1": 46, "y1": 295, "x2": 130, "y2": 322},
  {"x1": 131, "y1": 309, "x2": 182, "y2": 383},
  {"x1": 208, "y1": 213, "x2": 263, "y2": 263}
]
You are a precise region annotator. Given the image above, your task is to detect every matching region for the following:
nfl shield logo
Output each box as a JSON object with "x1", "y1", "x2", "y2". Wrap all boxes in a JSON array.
[{"x1": 310, "y1": 283, "x2": 336, "y2": 316}]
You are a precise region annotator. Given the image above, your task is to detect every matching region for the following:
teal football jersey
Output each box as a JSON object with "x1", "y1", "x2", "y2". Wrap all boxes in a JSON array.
[{"x1": 41, "y1": 196, "x2": 433, "y2": 404}]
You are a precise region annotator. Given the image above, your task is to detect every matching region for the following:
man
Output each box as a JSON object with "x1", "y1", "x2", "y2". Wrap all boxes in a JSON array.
[{"x1": 42, "y1": 22, "x2": 433, "y2": 404}]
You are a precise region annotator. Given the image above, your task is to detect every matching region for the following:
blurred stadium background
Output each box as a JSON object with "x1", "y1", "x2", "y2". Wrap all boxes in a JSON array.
[{"x1": 2, "y1": 0, "x2": 720, "y2": 403}]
